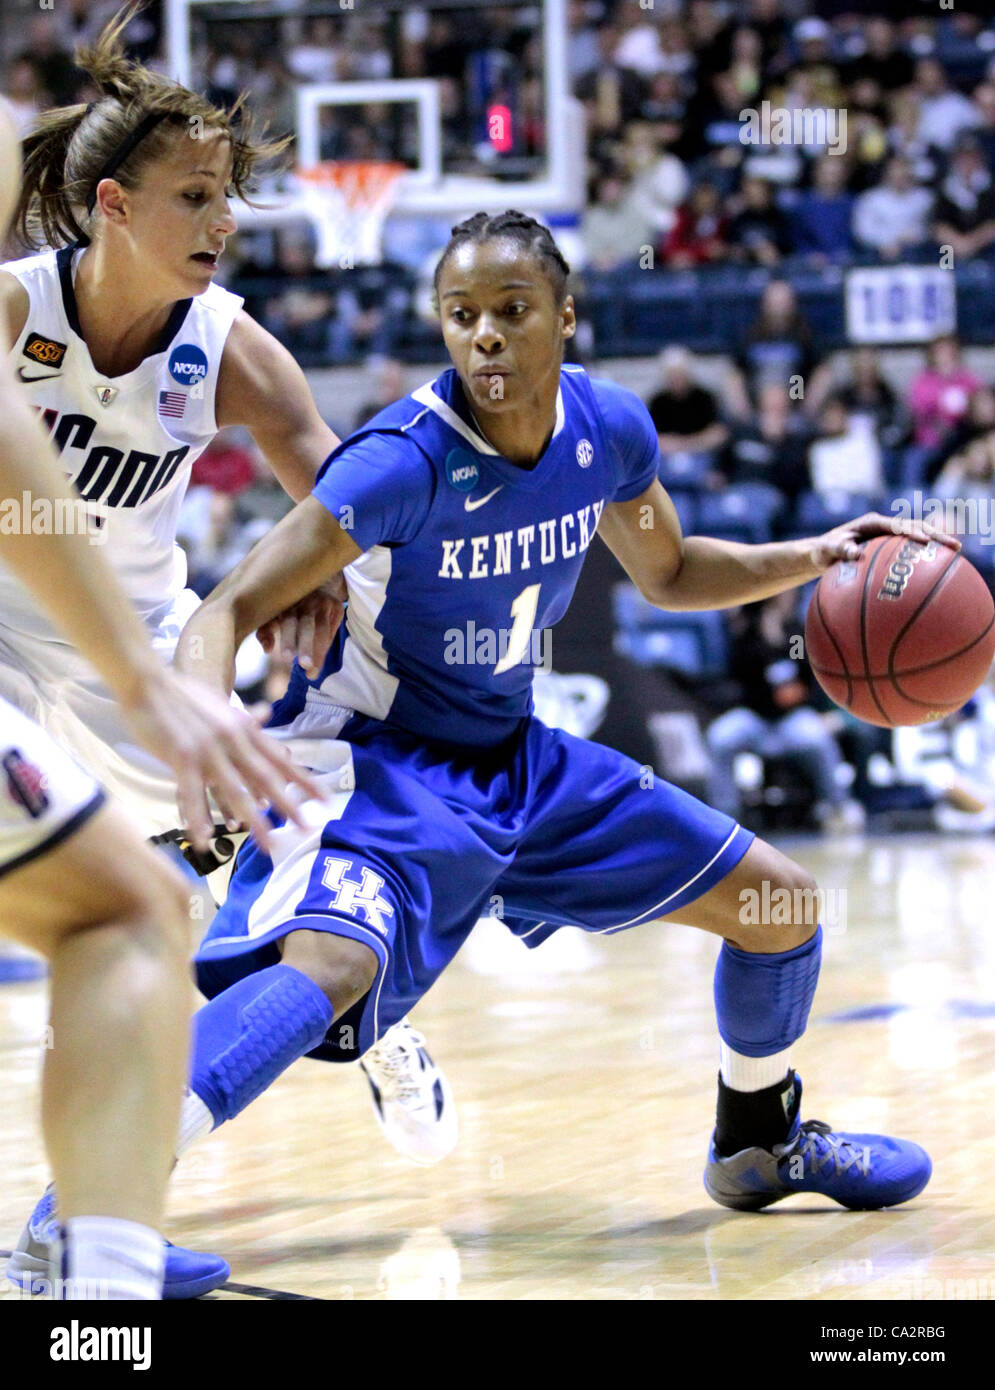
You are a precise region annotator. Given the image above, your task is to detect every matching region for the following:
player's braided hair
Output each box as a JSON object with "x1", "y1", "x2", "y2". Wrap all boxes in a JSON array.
[
  {"x1": 12, "y1": 1, "x2": 290, "y2": 251},
  {"x1": 433, "y1": 210, "x2": 572, "y2": 305}
]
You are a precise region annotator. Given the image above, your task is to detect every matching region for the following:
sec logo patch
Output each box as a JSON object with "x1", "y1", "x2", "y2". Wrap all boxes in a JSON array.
[{"x1": 576, "y1": 438, "x2": 593, "y2": 468}]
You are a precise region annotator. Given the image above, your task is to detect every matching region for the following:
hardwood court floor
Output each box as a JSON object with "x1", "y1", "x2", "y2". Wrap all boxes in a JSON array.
[{"x1": 1, "y1": 833, "x2": 994, "y2": 1301}]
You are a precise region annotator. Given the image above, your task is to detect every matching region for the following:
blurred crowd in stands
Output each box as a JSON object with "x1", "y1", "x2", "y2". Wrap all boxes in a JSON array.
[
  {"x1": 8, "y1": 2, "x2": 995, "y2": 357},
  {"x1": 5, "y1": 0, "x2": 995, "y2": 833}
]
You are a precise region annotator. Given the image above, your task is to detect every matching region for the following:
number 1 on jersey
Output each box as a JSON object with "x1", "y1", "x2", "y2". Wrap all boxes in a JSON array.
[{"x1": 493, "y1": 583, "x2": 541, "y2": 675}]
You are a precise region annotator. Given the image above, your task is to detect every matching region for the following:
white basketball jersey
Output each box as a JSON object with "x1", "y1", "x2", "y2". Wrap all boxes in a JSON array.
[{"x1": 2, "y1": 245, "x2": 243, "y2": 640}]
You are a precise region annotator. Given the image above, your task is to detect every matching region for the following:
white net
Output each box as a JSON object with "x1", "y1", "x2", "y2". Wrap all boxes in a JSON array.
[{"x1": 291, "y1": 161, "x2": 407, "y2": 268}]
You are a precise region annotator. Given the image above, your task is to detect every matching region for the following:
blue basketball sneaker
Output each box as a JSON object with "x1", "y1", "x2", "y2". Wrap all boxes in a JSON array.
[
  {"x1": 704, "y1": 1074, "x2": 932, "y2": 1211},
  {"x1": 5, "y1": 1185, "x2": 230, "y2": 1299}
]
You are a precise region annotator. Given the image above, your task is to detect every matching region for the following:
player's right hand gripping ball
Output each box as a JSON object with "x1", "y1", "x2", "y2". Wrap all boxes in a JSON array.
[{"x1": 805, "y1": 534, "x2": 995, "y2": 728}]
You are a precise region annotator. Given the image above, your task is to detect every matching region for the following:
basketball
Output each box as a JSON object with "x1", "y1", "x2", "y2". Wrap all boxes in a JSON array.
[{"x1": 805, "y1": 536, "x2": 995, "y2": 727}]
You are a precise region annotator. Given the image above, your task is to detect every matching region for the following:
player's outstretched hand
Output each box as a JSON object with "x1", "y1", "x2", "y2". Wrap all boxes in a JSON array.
[
  {"x1": 121, "y1": 669, "x2": 323, "y2": 853},
  {"x1": 256, "y1": 575, "x2": 347, "y2": 679},
  {"x1": 809, "y1": 512, "x2": 962, "y2": 573}
]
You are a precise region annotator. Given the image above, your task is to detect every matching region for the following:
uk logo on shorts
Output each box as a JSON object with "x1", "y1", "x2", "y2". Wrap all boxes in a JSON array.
[
  {"x1": 321, "y1": 856, "x2": 395, "y2": 935},
  {"x1": 3, "y1": 750, "x2": 50, "y2": 819},
  {"x1": 168, "y1": 344, "x2": 208, "y2": 387}
]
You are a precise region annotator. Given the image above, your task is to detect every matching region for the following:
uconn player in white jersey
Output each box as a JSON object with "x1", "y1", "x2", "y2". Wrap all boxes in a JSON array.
[
  {"x1": 151, "y1": 210, "x2": 953, "y2": 1277},
  {"x1": 0, "y1": 96, "x2": 320, "y2": 1300},
  {"x1": 3, "y1": 8, "x2": 454, "y2": 1300}
]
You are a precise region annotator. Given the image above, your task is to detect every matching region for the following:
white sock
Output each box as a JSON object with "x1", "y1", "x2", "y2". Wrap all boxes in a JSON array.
[
  {"x1": 719, "y1": 1041, "x2": 793, "y2": 1092},
  {"x1": 176, "y1": 1087, "x2": 214, "y2": 1158},
  {"x1": 58, "y1": 1217, "x2": 164, "y2": 1300}
]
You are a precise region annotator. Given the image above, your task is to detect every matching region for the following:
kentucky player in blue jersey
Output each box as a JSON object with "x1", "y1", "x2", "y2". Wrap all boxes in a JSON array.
[{"x1": 166, "y1": 212, "x2": 948, "y2": 1264}]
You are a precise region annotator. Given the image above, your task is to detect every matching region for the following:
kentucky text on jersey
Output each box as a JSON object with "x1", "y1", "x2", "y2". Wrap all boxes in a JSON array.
[
  {"x1": 271, "y1": 365, "x2": 660, "y2": 749},
  {"x1": 437, "y1": 500, "x2": 606, "y2": 578}
]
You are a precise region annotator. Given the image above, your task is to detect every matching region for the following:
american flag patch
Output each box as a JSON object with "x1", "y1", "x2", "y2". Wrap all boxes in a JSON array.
[{"x1": 158, "y1": 390, "x2": 186, "y2": 419}]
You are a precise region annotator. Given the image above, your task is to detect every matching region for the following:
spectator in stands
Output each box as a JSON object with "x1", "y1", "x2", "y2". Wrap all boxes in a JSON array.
[
  {"x1": 581, "y1": 170, "x2": 654, "y2": 270},
  {"x1": 846, "y1": 17, "x2": 915, "y2": 92},
  {"x1": 908, "y1": 334, "x2": 983, "y2": 447},
  {"x1": 691, "y1": 70, "x2": 756, "y2": 186},
  {"x1": 260, "y1": 235, "x2": 336, "y2": 360},
  {"x1": 286, "y1": 16, "x2": 343, "y2": 83},
  {"x1": 852, "y1": 156, "x2": 933, "y2": 261},
  {"x1": 725, "y1": 26, "x2": 764, "y2": 104},
  {"x1": 623, "y1": 123, "x2": 690, "y2": 241},
  {"x1": 706, "y1": 592, "x2": 865, "y2": 833},
  {"x1": 972, "y1": 83, "x2": 995, "y2": 173},
  {"x1": 614, "y1": 1, "x2": 675, "y2": 78},
  {"x1": 252, "y1": 55, "x2": 296, "y2": 139},
  {"x1": 574, "y1": 23, "x2": 646, "y2": 142},
  {"x1": 646, "y1": 347, "x2": 729, "y2": 462},
  {"x1": 788, "y1": 156, "x2": 855, "y2": 262},
  {"x1": 845, "y1": 78, "x2": 891, "y2": 189},
  {"x1": 912, "y1": 58, "x2": 981, "y2": 152},
  {"x1": 720, "y1": 382, "x2": 810, "y2": 502},
  {"x1": 807, "y1": 395, "x2": 884, "y2": 497},
  {"x1": 341, "y1": 17, "x2": 393, "y2": 81},
  {"x1": 837, "y1": 348, "x2": 910, "y2": 452},
  {"x1": 23, "y1": 14, "x2": 85, "y2": 106},
  {"x1": 926, "y1": 385, "x2": 995, "y2": 484},
  {"x1": 932, "y1": 135, "x2": 995, "y2": 262},
  {"x1": 730, "y1": 280, "x2": 830, "y2": 417},
  {"x1": 745, "y1": 0, "x2": 788, "y2": 70},
  {"x1": 786, "y1": 16, "x2": 846, "y2": 111},
  {"x1": 3, "y1": 57, "x2": 48, "y2": 136},
  {"x1": 660, "y1": 181, "x2": 729, "y2": 268},
  {"x1": 886, "y1": 89, "x2": 942, "y2": 188},
  {"x1": 727, "y1": 175, "x2": 791, "y2": 267},
  {"x1": 354, "y1": 358, "x2": 408, "y2": 432},
  {"x1": 567, "y1": 0, "x2": 602, "y2": 82},
  {"x1": 189, "y1": 429, "x2": 259, "y2": 498},
  {"x1": 687, "y1": 0, "x2": 737, "y2": 85},
  {"x1": 636, "y1": 71, "x2": 695, "y2": 162},
  {"x1": 178, "y1": 490, "x2": 264, "y2": 601}
]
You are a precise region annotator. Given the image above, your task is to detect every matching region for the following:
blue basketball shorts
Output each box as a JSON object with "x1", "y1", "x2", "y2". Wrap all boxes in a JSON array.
[{"x1": 196, "y1": 712, "x2": 754, "y2": 1058}]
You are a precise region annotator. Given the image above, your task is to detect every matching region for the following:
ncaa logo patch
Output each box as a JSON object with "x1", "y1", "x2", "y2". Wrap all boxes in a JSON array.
[
  {"x1": 576, "y1": 438, "x2": 594, "y2": 468},
  {"x1": 3, "y1": 749, "x2": 50, "y2": 819},
  {"x1": 445, "y1": 448, "x2": 480, "y2": 492},
  {"x1": 168, "y1": 343, "x2": 208, "y2": 386}
]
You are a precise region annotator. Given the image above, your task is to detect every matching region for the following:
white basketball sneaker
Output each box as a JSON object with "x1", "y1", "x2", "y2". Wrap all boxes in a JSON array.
[{"x1": 360, "y1": 1022, "x2": 458, "y2": 1166}]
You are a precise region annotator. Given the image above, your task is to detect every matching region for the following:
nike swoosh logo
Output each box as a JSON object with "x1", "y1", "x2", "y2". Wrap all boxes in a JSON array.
[
  {"x1": 464, "y1": 486, "x2": 503, "y2": 512},
  {"x1": 17, "y1": 368, "x2": 62, "y2": 383}
]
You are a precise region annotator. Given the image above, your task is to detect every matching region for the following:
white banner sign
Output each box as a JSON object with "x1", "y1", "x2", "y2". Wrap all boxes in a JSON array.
[{"x1": 845, "y1": 266, "x2": 956, "y2": 344}]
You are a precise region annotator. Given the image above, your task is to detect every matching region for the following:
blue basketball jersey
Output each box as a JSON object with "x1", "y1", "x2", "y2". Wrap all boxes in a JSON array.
[{"x1": 279, "y1": 365, "x2": 659, "y2": 748}]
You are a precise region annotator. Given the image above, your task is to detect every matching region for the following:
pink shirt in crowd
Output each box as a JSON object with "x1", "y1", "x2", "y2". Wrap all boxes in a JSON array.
[{"x1": 907, "y1": 367, "x2": 983, "y2": 446}]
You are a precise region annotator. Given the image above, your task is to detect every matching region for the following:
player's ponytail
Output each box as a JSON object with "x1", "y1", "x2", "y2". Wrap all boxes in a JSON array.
[{"x1": 12, "y1": 1, "x2": 290, "y2": 251}]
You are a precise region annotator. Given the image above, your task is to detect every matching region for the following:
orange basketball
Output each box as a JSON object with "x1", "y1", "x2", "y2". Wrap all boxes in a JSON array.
[{"x1": 805, "y1": 536, "x2": 995, "y2": 727}]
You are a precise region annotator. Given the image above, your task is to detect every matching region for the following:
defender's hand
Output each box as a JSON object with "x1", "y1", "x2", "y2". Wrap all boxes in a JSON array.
[{"x1": 256, "y1": 575, "x2": 347, "y2": 679}]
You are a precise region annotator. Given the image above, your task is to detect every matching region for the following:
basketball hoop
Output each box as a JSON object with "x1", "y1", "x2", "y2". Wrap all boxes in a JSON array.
[{"x1": 292, "y1": 161, "x2": 407, "y2": 269}]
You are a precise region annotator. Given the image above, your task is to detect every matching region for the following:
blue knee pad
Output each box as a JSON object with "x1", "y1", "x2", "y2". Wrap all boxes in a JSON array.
[
  {"x1": 191, "y1": 963, "x2": 334, "y2": 1128},
  {"x1": 714, "y1": 925, "x2": 822, "y2": 1057}
]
